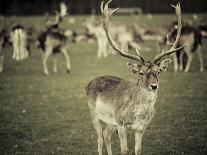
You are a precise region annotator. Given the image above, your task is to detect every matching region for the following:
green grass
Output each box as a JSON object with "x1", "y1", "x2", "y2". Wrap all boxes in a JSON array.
[{"x1": 0, "y1": 15, "x2": 207, "y2": 155}]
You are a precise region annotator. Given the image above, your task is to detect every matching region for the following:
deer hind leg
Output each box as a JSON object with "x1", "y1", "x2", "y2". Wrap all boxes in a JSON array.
[
  {"x1": 196, "y1": 45, "x2": 203, "y2": 72},
  {"x1": 182, "y1": 44, "x2": 192, "y2": 72},
  {"x1": 61, "y1": 47, "x2": 71, "y2": 73},
  {"x1": 179, "y1": 51, "x2": 184, "y2": 71},
  {"x1": 103, "y1": 125, "x2": 115, "y2": 155},
  {"x1": 42, "y1": 47, "x2": 52, "y2": 76},
  {"x1": 117, "y1": 125, "x2": 128, "y2": 155},
  {"x1": 184, "y1": 51, "x2": 193, "y2": 73},
  {"x1": 108, "y1": 42, "x2": 115, "y2": 55},
  {"x1": 53, "y1": 55, "x2": 58, "y2": 73},
  {"x1": 135, "y1": 132, "x2": 143, "y2": 155}
]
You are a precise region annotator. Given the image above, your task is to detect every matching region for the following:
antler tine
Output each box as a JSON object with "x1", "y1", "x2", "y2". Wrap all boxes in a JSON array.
[
  {"x1": 101, "y1": 0, "x2": 144, "y2": 64},
  {"x1": 136, "y1": 49, "x2": 145, "y2": 62},
  {"x1": 153, "y1": 3, "x2": 184, "y2": 63}
]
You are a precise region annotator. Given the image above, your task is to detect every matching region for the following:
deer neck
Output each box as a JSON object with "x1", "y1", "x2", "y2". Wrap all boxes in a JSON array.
[{"x1": 115, "y1": 77, "x2": 157, "y2": 128}]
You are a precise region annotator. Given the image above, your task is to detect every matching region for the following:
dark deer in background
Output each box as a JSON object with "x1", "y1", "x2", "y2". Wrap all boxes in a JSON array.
[
  {"x1": 86, "y1": 1, "x2": 184, "y2": 155},
  {"x1": 38, "y1": 11, "x2": 71, "y2": 75},
  {"x1": 167, "y1": 22, "x2": 203, "y2": 72}
]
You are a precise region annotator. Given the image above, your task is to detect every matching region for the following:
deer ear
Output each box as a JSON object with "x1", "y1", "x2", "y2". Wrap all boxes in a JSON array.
[
  {"x1": 159, "y1": 59, "x2": 172, "y2": 71},
  {"x1": 127, "y1": 62, "x2": 141, "y2": 74}
]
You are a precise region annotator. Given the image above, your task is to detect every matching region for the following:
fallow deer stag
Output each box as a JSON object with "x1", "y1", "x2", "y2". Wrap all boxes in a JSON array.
[{"x1": 86, "y1": 1, "x2": 184, "y2": 155}]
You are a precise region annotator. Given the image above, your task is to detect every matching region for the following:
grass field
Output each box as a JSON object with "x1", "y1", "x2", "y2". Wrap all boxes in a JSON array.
[{"x1": 0, "y1": 15, "x2": 207, "y2": 155}]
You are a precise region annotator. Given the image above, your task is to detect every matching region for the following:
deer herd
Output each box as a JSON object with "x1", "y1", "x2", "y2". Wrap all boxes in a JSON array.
[
  {"x1": 0, "y1": 0, "x2": 207, "y2": 154},
  {"x1": 0, "y1": 1, "x2": 206, "y2": 75}
]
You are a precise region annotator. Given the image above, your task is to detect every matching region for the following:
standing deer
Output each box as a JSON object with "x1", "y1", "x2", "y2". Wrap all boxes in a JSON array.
[
  {"x1": 166, "y1": 23, "x2": 203, "y2": 72},
  {"x1": 10, "y1": 25, "x2": 29, "y2": 61},
  {"x1": 86, "y1": 18, "x2": 110, "y2": 58},
  {"x1": 39, "y1": 11, "x2": 71, "y2": 75},
  {"x1": 86, "y1": 1, "x2": 184, "y2": 155}
]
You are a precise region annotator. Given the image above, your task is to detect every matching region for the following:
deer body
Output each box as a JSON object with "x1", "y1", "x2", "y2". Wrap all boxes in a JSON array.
[{"x1": 87, "y1": 75, "x2": 157, "y2": 131}]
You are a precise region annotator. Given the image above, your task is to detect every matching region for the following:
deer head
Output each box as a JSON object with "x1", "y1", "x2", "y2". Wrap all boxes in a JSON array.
[
  {"x1": 45, "y1": 11, "x2": 63, "y2": 30},
  {"x1": 101, "y1": 0, "x2": 184, "y2": 90}
]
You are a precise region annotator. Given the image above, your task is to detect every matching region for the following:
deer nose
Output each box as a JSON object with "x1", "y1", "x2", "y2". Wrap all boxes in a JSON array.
[{"x1": 150, "y1": 84, "x2": 158, "y2": 90}]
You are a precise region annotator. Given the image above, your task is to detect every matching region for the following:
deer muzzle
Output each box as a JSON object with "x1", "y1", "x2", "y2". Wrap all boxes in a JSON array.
[{"x1": 150, "y1": 84, "x2": 158, "y2": 90}]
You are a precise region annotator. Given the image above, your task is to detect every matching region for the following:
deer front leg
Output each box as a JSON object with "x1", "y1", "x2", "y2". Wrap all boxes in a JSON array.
[
  {"x1": 103, "y1": 125, "x2": 115, "y2": 155},
  {"x1": 53, "y1": 55, "x2": 58, "y2": 73},
  {"x1": 103, "y1": 39, "x2": 108, "y2": 58},
  {"x1": 0, "y1": 55, "x2": 3, "y2": 73},
  {"x1": 93, "y1": 119, "x2": 104, "y2": 155},
  {"x1": 0, "y1": 44, "x2": 3, "y2": 73},
  {"x1": 61, "y1": 48, "x2": 71, "y2": 73},
  {"x1": 42, "y1": 47, "x2": 52, "y2": 76},
  {"x1": 117, "y1": 125, "x2": 128, "y2": 155},
  {"x1": 135, "y1": 132, "x2": 143, "y2": 155},
  {"x1": 97, "y1": 39, "x2": 102, "y2": 58},
  {"x1": 88, "y1": 102, "x2": 104, "y2": 155},
  {"x1": 184, "y1": 52, "x2": 193, "y2": 72},
  {"x1": 173, "y1": 52, "x2": 178, "y2": 72},
  {"x1": 179, "y1": 51, "x2": 184, "y2": 71},
  {"x1": 196, "y1": 45, "x2": 203, "y2": 72}
]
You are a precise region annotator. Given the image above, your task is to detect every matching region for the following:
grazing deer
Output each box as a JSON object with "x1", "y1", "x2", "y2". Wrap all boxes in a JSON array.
[
  {"x1": 0, "y1": 25, "x2": 38, "y2": 73},
  {"x1": 39, "y1": 12, "x2": 71, "y2": 75},
  {"x1": 86, "y1": 1, "x2": 183, "y2": 155}
]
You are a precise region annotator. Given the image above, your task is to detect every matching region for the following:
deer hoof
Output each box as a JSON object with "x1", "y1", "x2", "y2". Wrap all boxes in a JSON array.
[
  {"x1": 184, "y1": 68, "x2": 189, "y2": 72},
  {"x1": 44, "y1": 71, "x2": 49, "y2": 76},
  {"x1": 53, "y1": 69, "x2": 57, "y2": 73},
  {"x1": 121, "y1": 150, "x2": 128, "y2": 155},
  {"x1": 66, "y1": 69, "x2": 71, "y2": 74}
]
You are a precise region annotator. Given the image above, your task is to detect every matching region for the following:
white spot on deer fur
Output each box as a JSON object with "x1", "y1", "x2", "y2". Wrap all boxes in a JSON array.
[{"x1": 95, "y1": 97, "x2": 117, "y2": 125}]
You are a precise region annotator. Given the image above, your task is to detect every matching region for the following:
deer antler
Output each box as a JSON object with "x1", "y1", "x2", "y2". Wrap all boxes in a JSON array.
[
  {"x1": 101, "y1": 0, "x2": 145, "y2": 64},
  {"x1": 153, "y1": 3, "x2": 185, "y2": 63}
]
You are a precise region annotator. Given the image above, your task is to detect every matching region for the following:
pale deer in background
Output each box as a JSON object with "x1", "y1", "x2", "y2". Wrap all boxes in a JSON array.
[
  {"x1": 86, "y1": 1, "x2": 184, "y2": 155},
  {"x1": 10, "y1": 25, "x2": 29, "y2": 61},
  {"x1": 86, "y1": 18, "x2": 110, "y2": 58}
]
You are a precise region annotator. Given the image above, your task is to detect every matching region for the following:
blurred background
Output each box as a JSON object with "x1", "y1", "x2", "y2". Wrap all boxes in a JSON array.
[{"x1": 0, "y1": 0, "x2": 207, "y2": 15}]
